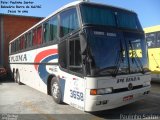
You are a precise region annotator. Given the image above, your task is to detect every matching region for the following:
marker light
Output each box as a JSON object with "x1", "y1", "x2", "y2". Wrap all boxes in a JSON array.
[{"x1": 143, "y1": 81, "x2": 150, "y2": 87}]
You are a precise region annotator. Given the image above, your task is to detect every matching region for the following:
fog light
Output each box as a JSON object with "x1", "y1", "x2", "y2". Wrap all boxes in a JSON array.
[
  {"x1": 96, "y1": 100, "x2": 108, "y2": 105},
  {"x1": 105, "y1": 88, "x2": 113, "y2": 94},
  {"x1": 143, "y1": 82, "x2": 150, "y2": 87}
]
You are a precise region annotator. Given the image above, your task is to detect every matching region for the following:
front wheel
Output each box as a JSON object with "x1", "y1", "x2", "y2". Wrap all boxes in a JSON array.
[{"x1": 50, "y1": 78, "x2": 62, "y2": 104}]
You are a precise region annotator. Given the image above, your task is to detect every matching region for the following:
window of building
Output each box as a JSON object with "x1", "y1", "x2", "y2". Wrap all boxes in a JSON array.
[
  {"x1": 50, "y1": 16, "x2": 58, "y2": 41},
  {"x1": 60, "y1": 8, "x2": 79, "y2": 37}
]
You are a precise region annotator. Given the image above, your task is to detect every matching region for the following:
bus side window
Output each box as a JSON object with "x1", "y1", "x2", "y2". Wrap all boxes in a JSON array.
[
  {"x1": 20, "y1": 36, "x2": 25, "y2": 50},
  {"x1": 33, "y1": 29, "x2": 37, "y2": 46},
  {"x1": 37, "y1": 26, "x2": 42, "y2": 45},
  {"x1": 43, "y1": 21, "x2": 50, "y2": 43},
  {"x1": 69, "y1": 39, "x2": 82, "y2": 73},
  {"x1": 24, "y1": 34, "x2": 27, "y2": 49},
  {"x1": 146, "y1": 33, "x2": 156, "y2": 48},
  {"x1": 157, "y1": 32, "x2": 160, "y2": 47},
  {"x1": 50, "y1": 16, "x2": 58, "y2": 41},
  {"x1": 60, "y1": 8, "x2": 79, "y2": 38},
  {"x1": 14, "y1": 41, "x2": 16, "y2": 52},
  {"x1": 28, "y1": 31, "x2": 32, "y2": 47},
  {"x1": 16, "y1": 39, "x2": 20, "y2": 52}
]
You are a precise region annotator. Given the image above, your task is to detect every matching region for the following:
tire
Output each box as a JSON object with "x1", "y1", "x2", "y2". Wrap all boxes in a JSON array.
[
  {"x1": 16, "y1": 70, "x2": 21, "y2": 85},
  {"x1": 13, "y1": 70, "x2": 17, "y2": 83},
  {"x1": 50, "y1": 77, "x2": 62, "y2": 104}
]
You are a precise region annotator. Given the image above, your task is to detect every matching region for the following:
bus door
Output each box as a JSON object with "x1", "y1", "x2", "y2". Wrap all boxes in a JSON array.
[{"x1": 58, "y1": 34, "x2": 85, "y2": 111}]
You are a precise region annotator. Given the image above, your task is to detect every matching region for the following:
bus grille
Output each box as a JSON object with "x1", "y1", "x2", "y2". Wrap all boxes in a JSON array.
[{"x1": 113, "y1": 85, "x2": 143, "y2": 93}]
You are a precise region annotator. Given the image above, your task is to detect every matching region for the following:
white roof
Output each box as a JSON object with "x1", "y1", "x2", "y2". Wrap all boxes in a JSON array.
[
  {"x1": 10, "y1": 1, "x2": 82, "y2": 43},
  {"x1": 10, "y1": 1, "x2": 134, "y2": 43}
]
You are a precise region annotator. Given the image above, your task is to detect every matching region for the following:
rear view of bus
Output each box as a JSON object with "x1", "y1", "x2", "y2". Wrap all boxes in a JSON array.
[{"x1": 77, "y1": 2, "x2": 151, "y2": 111}]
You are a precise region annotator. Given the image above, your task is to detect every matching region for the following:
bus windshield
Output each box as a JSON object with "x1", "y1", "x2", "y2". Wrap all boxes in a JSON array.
[
  {"x1": 85, "y1": 30, "x2": 148, "y2": 76},
  {"x1": 80, "y1": 4, "x2": 142, "y2": 30}
]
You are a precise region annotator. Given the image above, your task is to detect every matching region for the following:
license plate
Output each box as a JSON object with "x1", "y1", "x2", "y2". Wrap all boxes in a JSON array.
[{"x1": 123, "y1": 95, "x2": 133, "y2": 101}]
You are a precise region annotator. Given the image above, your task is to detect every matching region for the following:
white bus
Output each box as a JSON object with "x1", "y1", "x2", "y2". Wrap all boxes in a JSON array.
[{"x1": 9, "y1": 1, "x2": 151, "y2": 112}]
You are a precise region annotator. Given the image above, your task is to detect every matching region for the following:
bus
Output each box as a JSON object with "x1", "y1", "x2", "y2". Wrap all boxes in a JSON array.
[
  {"x1": 144, "y1": 25, "x2": 160, "y2": 82},
  {"x1": 9, "y1": 1, "x2": 151, "y2": 112}
]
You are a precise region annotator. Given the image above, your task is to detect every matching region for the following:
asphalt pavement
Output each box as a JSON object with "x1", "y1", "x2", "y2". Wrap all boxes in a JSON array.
[{"x1": 0, "y1": 78, "x2": 160, "y2": 120}]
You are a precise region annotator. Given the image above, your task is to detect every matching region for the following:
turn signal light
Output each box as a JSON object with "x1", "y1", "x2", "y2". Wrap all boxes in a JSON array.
[{"x1": 90, "y1": 89, "x2": 97, "y2": 95}]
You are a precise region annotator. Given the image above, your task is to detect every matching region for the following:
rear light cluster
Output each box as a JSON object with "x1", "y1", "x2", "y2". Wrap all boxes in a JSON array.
[
  {"x1": 90, "y1": 87, "x2": 113, "y2": 95},
  {"x1": 143, "y1": 82, "x2": 151, "y2": 87}
]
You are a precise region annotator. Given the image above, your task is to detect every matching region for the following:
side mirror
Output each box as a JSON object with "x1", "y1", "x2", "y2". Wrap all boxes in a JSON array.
[{"x1": 79, "y1": 31, "x2": 87, "y2": 55}]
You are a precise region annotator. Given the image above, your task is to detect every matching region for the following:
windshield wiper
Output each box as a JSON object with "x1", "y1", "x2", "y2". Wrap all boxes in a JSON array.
[
  {"x1": 112, "y1": 39, "x2": 124, "y2": 77},
  {"x1": 128, "y1": 40, "x2": 145, "y2": 74}
]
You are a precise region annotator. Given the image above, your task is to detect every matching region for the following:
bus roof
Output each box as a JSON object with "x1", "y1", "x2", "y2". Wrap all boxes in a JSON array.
[
  {"x1": 144, "y1": 25, "x2": 160, "y2": 33},
  {"x1": 10, "y1": 1, "x2": 81, "y2": 43},
  {"x1": 10, "y1": 1, "x2": 135, "y2": 44}
]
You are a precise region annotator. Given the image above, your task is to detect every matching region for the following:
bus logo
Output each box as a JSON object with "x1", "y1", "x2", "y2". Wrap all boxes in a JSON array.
[{"x1": 128, "y1": 83, "x2": 133, "y2": 91}]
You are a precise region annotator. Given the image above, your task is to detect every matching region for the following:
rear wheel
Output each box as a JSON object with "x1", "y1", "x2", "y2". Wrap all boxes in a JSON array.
[
  {"x1": 50, "y1": 78, "x2": 62, "y2": 104},
  {"x1": 16, "y1": 70, "x2": 21, "y2": 85},
  {"x1": 13, "y1": 70, "x2": 17, "y2": 83}
]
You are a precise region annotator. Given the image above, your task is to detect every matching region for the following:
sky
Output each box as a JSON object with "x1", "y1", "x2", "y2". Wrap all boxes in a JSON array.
[{"x1": 0, "y1": 0, "x2": 160, "y2": 28}]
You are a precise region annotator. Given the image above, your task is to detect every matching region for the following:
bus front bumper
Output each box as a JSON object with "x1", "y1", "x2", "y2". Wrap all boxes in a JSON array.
[{"x1": 84, "y1": 86, "x2": 151, "y2": 112}]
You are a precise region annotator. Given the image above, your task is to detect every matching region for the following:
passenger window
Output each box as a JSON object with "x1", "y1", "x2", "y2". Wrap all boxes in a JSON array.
[
  {"x1": 60, "y1": 8, "x2": 79, "y2": 37},
  {"x1": 14, "y1": 40, "x2": 16, "y2": 52},
  {"x1": 24, "y1": 34, "x2": 27, "y2": 49},
  {"x1": 157, "y1": 32, "x2": 160, "y2": 47},
  {"x1": 37, "y1": 26, "x2": 42, "y2": 45},
  {"x1": 43, "y1": 21, "x2": 50, "y2": 43},
  {"x1": 20, "y1": 36, "x2": 25, "y2": 50},
  {"x1": 50, "y1": 16, "x2": 58, "y2": 41},
  {"x1": 28, "y1": 32, "x2": 32, "y2": 47},
  {"x1": 146, "y1": 33, "x2": 156, "y2": 48},
  {"x1": 33, "y1": 29, "x2": 37, "y2": 46},
  {"x1": 32, "y1": 26, "x2": 42, "y2": 46}
]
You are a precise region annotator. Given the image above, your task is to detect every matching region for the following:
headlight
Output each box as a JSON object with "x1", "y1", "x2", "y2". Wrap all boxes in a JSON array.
[
  {"x1": 143, "y1": 81, "x2": 151, "y2": 87},
  {"x1": 90, "y1": 88, "x2": 113, "y2": 95}
]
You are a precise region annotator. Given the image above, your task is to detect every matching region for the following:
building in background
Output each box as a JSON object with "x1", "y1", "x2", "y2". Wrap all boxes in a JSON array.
[{"x1": 0, "y1": 14, "x2": 43, "y2": 68}]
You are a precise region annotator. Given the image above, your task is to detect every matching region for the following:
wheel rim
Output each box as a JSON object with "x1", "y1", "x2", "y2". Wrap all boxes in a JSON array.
[{"x1": 52, "y1": 82, "x2": 60, "y2": 99}]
